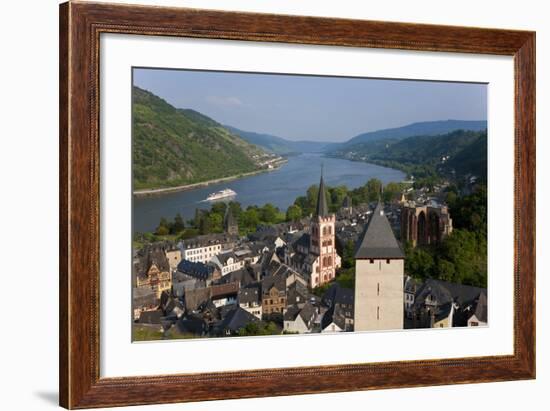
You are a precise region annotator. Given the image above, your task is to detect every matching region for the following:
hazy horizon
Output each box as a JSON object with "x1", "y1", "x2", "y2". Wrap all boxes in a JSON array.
[{"x1": 133, "y1": 68, "x2": 487, "y2": 142}]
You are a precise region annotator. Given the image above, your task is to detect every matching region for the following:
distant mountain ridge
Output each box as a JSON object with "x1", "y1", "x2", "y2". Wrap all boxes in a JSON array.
[
  {"x1": 226, "y1": 120, "x2": 487, "y2": 155},
  {"x1": 132, "y1": 87, "x2": 268, "y2": 190},
  {"x1": 339, "y1": 120, "x2": 488, "y2": 148},
  {"x1": 224, "y1": 126, "x2": 334, "y2": 155}
]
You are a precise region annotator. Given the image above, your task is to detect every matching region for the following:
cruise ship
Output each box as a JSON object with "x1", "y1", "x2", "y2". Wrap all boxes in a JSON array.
[{"x1": 205, "y1": 188, "x2": 237, "y2": 201}]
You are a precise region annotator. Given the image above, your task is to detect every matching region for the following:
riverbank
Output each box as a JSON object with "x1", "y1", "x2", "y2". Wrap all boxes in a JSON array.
[{"x1": 133, "y1": 159, "x2": 288, "y2": 197}]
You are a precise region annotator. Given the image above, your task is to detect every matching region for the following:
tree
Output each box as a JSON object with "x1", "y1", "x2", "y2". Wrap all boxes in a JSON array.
[
  {"x1": 241, "y1": 208, "x2": 260, "y2": 230},
  {"x1": 211, "y1": 202, "x2": 227, "y2": 215},
  {"x1": 405, "y1": 247, "x2": 434, "y2": 280},
  {"x1": 286, "y1": 204, "x2": 302, "y2": 221},
  {"x1": 336, "y1": 268, "x2": 355, "y2": 289},
  {"x1": 260, "y1": 203, "x2": 278, "y2": 224},
  {"x1": 207, "y1": 212, "x2": 223, "y2": 233},
  {"x1": 436, "y1": 258, "x2": 456, "y2": 282},
  {"x1": 171, "y1": 213, "x2": 185, "y2": 233},
  {"x1": 199, "y1": 214, "x2": 212, "y2": 234},
  {"x1": 383, "y1": 181, "x2": 403, "y2": 203},
  {"x1": 342, "y1": 240, "x2": 355, "y2": 269},
  {"x1": 449, "y1": 185, "x2": 487, "y2": 234},
  {"x1": 329, "y1": 185, "x2": 348, "y2": 210},
  {"x1": 365, "y1": 178, "x2": 383, "y2": 202},
  {"x1": 156, "y1": 217, "x2": 170, "y2": 236}
]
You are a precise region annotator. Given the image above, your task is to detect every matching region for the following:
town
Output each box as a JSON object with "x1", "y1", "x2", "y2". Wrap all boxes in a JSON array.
[{"x1": 132, "y1": 172, "x2": 487, "y2": 340}]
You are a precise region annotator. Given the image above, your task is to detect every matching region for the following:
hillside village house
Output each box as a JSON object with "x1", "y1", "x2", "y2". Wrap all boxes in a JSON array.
[
  {"x1": 134, "y1": 245, "x2": 172, "y2": 299},
  {"x1": 212, "y1": 251, "x2": 246, "y2": 276},
  {"x1": 284, "y1": 302, "x2": 316, "y2": 333},
  {"x1": 180, "y1": 233, "x2": 237, "y2": 264},
  {"x1": 238, "y1": 285, "x2": 262, "y2": 319},
  {"x1": 410, "y1": 279, "x2": 488, "y2": 329}
]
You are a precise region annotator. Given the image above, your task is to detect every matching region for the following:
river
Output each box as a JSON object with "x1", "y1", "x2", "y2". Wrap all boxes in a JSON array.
[{"x1": 133, "y1": 153, "x2": 406, "y2": 233}]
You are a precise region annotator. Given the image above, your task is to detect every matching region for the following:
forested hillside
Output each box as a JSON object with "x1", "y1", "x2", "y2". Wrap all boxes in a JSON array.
[{"x1": 132, "y1": 87, "x2": 267, "y2": 190}]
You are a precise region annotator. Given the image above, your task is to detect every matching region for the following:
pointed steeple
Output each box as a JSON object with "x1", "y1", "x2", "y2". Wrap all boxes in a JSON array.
[
  {"x1": 315, "y1": 165, "x2": 329, "y2": 217},
  {"x1": 355, "y1": 202, "x2": 404, "y2": 259}
]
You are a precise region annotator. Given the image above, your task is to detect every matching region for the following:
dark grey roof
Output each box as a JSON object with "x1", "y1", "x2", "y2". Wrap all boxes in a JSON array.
[
  {"x1": 177, "y1": 259, "x2": 214, "y2": 280},
  {"x1": 216, "y1": 306, "x2": 259, "y2": 332},
  {"x1": 238, "y1": 285, "x2": 260, "y2": 305},
  {"x1": 321, "y1": 305, "x2": 346, "y2": 330},
  {"x1": 355, "y1": 203, "x2": 405, "y2": 259},
  {"x1": 284, "y1": 302, "x2": 316, "y2": 324},
  {"x1": 261, "y1": 271, "x2": 286, "y2": 295},
  {"x1": 298, "y1": 302, "x2": 316, "y2": 323},
  {"x1": 283, "y1": 304, "x2": 301, "y2": 321},
  {"x1": 293, "y1": 233, "x2": 310, "y2": 249},
  {"x1": 215, "y1": 267, "x2": 256, "y2": 287},
  {"x1": 322, "y1": 283, "x2": 354, "y2": 308},
  {"x1": 287, "y1": 281, "x2": 309, "y2": 305},
  {"x1": 175, "y1": 314, "x2": 208, "y2": 336},
  {"x1": 415, "y1": 279, "x2": 485, "y2": 309},
  {"x1": 315, "y1": 173, "x2": 329, "y2": 217},
  {"x1": 181, "y1": 233, "x2": 236, "y2": 250},
  {"x1": 215, "y1": 251, "x2": 239, "y2": 265}
]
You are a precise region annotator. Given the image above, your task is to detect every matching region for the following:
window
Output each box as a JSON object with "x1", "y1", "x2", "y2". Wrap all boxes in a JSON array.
[
  {"x1": 377, "y1": 306, "x2": 380, "y2": 320},
  {"x1": 471, "y1": 321, "x2": 479, "y2": 326},
  {"x1": 377, "y1": 283, "x2": 380, "y2": 296},
  {"x1": 370, "y1": 259, "x2": 374, "y2": 264},
  {"x1": 386, "y1": 259, "x2": 390, "y2": 264}
]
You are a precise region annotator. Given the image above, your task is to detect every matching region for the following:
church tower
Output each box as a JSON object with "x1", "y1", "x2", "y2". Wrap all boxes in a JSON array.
[
  {"x1": 310, "y1": 168, "x2": 340, "y2": 287},
  {"x1": 354, "y1": 203, "x2": 404, "y2": 331},
  {"x1": 224, "y1": 207, "x2": 238, "y2": 236}
]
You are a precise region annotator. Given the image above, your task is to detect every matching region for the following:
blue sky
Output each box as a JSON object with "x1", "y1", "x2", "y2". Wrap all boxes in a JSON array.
[{"x1": 133, "y1": 68, "x2": 487, "y2": 142}]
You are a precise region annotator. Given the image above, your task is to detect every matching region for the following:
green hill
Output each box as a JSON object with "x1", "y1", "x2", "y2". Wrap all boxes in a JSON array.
[
  {"x1": 132, "y1": 87, "x2": 267, "y2": 190},
  {"x1": 329, "y1": 129, "x2": 487, "y2": 181},
  {"x1": 446, "y1": 133, "x2": 487, "y2": 178}
]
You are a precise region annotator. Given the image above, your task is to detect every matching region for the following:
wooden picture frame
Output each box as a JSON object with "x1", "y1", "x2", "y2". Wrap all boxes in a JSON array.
[{"x1": 59, "y1": 1, "x2": 535, "y2": 408}]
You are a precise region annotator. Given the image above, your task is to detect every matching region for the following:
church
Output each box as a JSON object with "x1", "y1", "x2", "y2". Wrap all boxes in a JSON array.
[{"x1": 285, "y1": 171, "x2": 341, "y2": 289}]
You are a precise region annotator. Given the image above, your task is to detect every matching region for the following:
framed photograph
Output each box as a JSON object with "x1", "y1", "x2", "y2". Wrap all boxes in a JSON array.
[{"x1": 59, "y1": 1, "x2": 535, "y2": 409}]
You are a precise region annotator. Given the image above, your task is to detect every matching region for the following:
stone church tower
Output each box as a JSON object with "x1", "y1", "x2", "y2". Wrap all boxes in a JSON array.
[
  {"x1": 310, "y1": 170, "x2": 339, "y2": 287},
  {"x1": 354, "y1": 203, "x2": 404, "y2": 331},
  {"x1": 224, "y1": 207, "x2": 238, "y2": 236}
]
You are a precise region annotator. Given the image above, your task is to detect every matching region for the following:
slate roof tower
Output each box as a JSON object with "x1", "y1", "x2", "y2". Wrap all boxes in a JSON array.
[{"x1": 354, "y1": 202, "x2": 405, "y2": 331}]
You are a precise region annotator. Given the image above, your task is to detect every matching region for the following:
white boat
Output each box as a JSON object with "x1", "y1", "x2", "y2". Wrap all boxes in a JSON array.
[{"x1": 205, "y1": 188, "x2": 237, "y2": 201}]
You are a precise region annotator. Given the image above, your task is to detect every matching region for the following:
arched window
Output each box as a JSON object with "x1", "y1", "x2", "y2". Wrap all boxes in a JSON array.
[
  {"x1": 323, "y1": 226, "x2": 327, "y2": 235},
  {"x1": 328, "y1": 226, "x2": 332, "y2": 235},
  {"x1": 328, "y1": 256, "x2": 332, "y2": 266}
]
